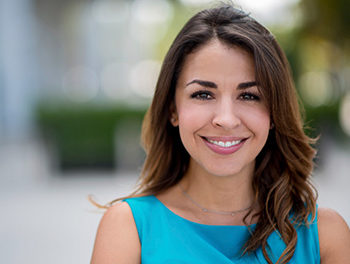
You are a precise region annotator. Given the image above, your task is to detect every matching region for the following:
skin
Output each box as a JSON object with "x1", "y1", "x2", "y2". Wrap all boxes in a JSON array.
[
  {"x1": 90, "y1": 40, "x2": 350, "y2": 263},
  {"x1": 169, "y1": 40, "x2": 270, "y2": 221},
  {"x1": 318, "y1": 208, "x2": 350, "y2": 263}
]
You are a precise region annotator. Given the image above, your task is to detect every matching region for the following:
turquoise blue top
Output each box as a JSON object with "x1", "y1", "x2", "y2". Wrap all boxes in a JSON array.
[{"x1": 124, "y1": 195, "x2": 320, "y2": 263}]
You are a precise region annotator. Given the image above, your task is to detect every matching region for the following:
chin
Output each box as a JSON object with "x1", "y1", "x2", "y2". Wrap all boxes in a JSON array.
[
  {"x1": 204, "y1": 165, "x2": 246, "y2": 178},
  {"x1": 201, "y1": 157, "x2": 256, "y2": 178}
]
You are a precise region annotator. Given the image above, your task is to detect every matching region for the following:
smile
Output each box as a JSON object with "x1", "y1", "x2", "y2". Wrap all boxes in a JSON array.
[
  {"x1": 202, "y1": 136, "x2": 247, "y2": 155},
  {"x1": 206, "y1": 139, "x2": 243, "y2": 147}
]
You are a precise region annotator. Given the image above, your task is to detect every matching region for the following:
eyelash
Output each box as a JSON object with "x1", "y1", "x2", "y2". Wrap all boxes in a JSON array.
[
  {"x1": 190, "y1": 91, "x2": 213, "y2": 100},
  {"x1": 190, "y1": 90, "x2": 260, "y2": 101},
  {"x1": 239, "y1": 92, "x2": 260, "y2": 101}
]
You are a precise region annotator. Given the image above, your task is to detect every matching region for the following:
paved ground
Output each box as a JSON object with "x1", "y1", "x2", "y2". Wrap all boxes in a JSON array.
[{"x1": 0, "y1": 138, "x2": 349, "y2": 264}]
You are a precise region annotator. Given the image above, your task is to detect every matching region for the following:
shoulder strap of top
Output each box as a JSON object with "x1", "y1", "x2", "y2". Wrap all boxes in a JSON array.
[{"x1": 123, "y1": 195, "x2": 159, "y2": 241}]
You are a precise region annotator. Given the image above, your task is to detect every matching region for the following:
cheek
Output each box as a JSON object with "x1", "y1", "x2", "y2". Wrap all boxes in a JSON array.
[
  {"x1": 243, "y1": 106, "x2": 270, "y2": 135},
  {"x1": 176, "y1": 103, "x2": 212, "y2": 149},
  {"x1": 177, "y1": 102, "x2": 211, "y2": 128}
]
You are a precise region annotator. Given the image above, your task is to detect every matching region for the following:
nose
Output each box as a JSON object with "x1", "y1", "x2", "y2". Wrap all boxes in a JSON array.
[{"x1": 212, "y1": 99, "x2": 241, "y2": 130}]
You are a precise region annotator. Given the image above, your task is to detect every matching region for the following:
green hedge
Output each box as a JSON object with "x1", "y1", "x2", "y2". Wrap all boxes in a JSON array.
[{"x1": 36, "y1": 103, "x2": 146, "y2": 171}]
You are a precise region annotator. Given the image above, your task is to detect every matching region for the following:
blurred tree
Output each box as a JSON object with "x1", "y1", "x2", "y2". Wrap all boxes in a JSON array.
[
  {"x1": 300, "y1": 0, "x2": 350, "y2": 44},
  {"x1": 291, "y1": 0, "x2": 350, "y2": 141}
]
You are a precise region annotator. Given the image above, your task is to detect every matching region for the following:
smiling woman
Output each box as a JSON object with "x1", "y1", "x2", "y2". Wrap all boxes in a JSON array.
[
  {"x1": 91, "y1": 3, "x2": 350, "y2": 264},
  {"x1": 171, "y1": 41, "x2": 270, "y2": 179}
]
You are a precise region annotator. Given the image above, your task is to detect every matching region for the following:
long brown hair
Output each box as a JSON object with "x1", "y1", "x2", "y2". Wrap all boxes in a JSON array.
[{"x1": 101, "y1": 3, "x2": 317, "y2": 264}]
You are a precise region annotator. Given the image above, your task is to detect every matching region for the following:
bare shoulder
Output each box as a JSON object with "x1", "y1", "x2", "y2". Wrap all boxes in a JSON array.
[
  {"x1": 91, "y1": 202, "x2": 141, "y2": 264},
  {"x1": 318, "y1": 207, "x2": 350, "y2": 264}
]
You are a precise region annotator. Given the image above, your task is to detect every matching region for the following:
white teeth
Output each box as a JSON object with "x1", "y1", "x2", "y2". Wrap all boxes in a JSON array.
[{"x1": 207, "y1": 138, "x2": 242, "y2": 147}]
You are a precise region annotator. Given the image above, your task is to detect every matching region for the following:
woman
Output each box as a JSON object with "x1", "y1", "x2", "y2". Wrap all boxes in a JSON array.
[{"x1": 91, "y1": 4, "x2": 350, "y2": 264}]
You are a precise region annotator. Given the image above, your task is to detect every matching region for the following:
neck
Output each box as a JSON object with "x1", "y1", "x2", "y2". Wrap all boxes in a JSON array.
[{"x1": 180, "y1": 160, "x2": 255, "y2": 212}]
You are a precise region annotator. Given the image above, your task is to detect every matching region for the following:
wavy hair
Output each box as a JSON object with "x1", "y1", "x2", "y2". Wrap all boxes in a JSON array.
[{"x1": 97, "y1": 3, "x2": 317, "y2": 264}]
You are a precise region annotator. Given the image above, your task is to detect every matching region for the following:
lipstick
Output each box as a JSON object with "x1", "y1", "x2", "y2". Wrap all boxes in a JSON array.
[{"x1": 201, "y1": 137, "x2": 247, "y2": 155}]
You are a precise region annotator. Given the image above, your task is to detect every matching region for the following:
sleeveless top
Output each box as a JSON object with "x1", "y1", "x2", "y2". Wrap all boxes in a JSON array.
[{"x1": 124, "y1": 195, "x2": 320, "y2": 264}]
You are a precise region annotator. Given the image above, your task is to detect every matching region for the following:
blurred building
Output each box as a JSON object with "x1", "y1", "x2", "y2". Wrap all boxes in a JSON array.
[
  {"x1": 0, "y1": 0, "x2": 175, "y2": 142},
  {"x1": 0, "y1": 0, "x2": 39, "y2": 140}
]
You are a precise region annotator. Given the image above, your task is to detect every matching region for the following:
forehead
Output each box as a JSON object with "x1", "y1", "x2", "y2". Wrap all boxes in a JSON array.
[{"x1": 178, "y1": 40, "x2": 255, "y2": 84}]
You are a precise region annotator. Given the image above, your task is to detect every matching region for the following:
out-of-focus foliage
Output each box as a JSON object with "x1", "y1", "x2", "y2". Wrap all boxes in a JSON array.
[
  {"x1": 276, "y1": 0, "x2": 350, "y2": 142},
  {"x1": 36, "y1": 103, "x2": 146, "y2": 171},
  {"x1": 300, "y1": 0, "x2": 350, "y2": 43}
]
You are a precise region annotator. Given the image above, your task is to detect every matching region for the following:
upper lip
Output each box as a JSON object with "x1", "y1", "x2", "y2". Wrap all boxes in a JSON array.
[{"x1": 202, "y1": 136, "x2": 248, "y2": 142}]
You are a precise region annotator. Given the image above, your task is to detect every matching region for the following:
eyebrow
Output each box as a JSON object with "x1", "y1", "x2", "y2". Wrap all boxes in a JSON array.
[
  {"x1": 237, "y1": 81, "x2": 257, "y2": 90},
  {"x1": 185, "y1": 79, "x2": 257, "y2": 90},
  {"x1": 186, "y1": 79, "x2": 217, "y2": 88}
]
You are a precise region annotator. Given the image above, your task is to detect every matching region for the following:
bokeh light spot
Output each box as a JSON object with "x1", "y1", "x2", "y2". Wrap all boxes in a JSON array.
[
  {"x1": 129, "y1": 0, "x2": 173, "y2": 44},
  {"x1": 299, "y1": 71, "x2": 334, "y2": 107},
  {"x1": 101, "y1": 63, "x2": 130, "y2": 100},
  {"x1": 340, "y1": 93, "x2": 350, "y2": 136},
  {"x1": 62, "y1": 66, "x2": 99, "y2": 102},
  {"x1": 129, "y1": 60, "x2": 161, "y2": 98},
  {"x1": 92, "y1": 0, "x2": 129, "y2": 24}
]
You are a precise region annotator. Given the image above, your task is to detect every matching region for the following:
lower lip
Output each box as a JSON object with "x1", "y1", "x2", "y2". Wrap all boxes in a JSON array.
[{"x1": 202, "y1": 137, "x2": 246, "y2": 155}]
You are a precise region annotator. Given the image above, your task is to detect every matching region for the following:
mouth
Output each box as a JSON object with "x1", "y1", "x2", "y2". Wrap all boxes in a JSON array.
[
  {"x1": 201, "y1": 136, "x2": 248, "y2": 155},
  {"x1": 205, "y1": 138, "x2": 244, "y2": 147}
]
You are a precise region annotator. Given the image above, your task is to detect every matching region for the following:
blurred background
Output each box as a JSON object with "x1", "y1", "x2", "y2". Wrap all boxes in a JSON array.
[{"x1": 0, "y1": 0, "x2": 349, "y2": 263}]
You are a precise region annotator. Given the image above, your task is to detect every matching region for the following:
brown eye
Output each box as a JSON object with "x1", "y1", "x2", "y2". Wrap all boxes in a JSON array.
[{"x1": 191, "y1": 91, "x2": 214, "y2": 100}]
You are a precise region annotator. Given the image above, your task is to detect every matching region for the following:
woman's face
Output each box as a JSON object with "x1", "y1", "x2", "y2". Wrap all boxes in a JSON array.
[{"x1": 172, "y1": 40, "x2": 270, "y2": 178}]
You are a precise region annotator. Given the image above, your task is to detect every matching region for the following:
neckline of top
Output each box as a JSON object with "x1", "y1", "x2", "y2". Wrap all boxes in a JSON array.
[{"x1": 151, "y1": 195, "x2": 256, "y2": 228}]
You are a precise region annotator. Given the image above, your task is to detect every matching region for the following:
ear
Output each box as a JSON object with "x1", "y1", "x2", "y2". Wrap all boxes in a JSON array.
[{"x1": 169, "y1": 102, "x2": 179, "y2": 127}]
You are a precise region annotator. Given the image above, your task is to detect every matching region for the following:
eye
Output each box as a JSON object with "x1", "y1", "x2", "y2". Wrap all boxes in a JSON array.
[
  {"x1": 239, "y1": 92, "x2": 260, "y2": 101},
  {"x1": 190, "y1": 90, "x2": 214, "y2": 100}
]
